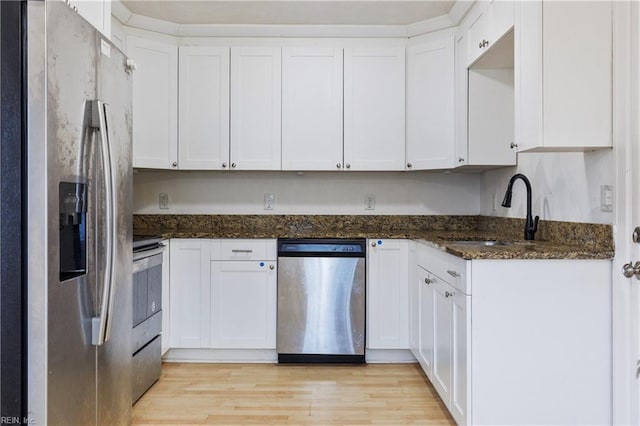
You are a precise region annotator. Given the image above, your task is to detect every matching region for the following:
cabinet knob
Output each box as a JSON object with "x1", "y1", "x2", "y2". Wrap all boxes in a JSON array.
[
  {"x1": 336, "y1": 163, "x2": 342, "y2": 169},
  {"x1": 371, "y1": 242, "x2": 377, "y2": 247},
  {"x1": 479, "y1": 39, "x2": 489, "y2": 49},
  {"x1": 171, "y1": 161, "x2": 178, "y2": 168},
  {"x1": 345, "y1": 163, "x2": 351, "y2": 169},
  {"x1": 407, "y1": 163, "x2": 412, "y2": 168},
  {"x1": 424, "y1": 278, "x2": 432, "y2": 284},
  {"x1": 458, "y1": 157, "x2": 465, "y2": 163},
  {"x1": 222, "y1": 162, "x2": 227, "y2": 168},
  {"x1": 269, "y1": 264, "x2": 275, "y2": 270},
  {"x1": 231, "y1": 162, "x2": 237, "y2": 168},
  {"x1": 510, "y1": 142, "x2": 518, "y2": 149},
  {"x1": 445, "y1": 291, "x2": 454, "y2": 298}
]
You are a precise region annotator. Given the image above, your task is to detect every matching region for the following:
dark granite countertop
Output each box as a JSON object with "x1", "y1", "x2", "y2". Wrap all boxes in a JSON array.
[{"x1": 133, "y1": 215, "x2": 614, "y2": 260}]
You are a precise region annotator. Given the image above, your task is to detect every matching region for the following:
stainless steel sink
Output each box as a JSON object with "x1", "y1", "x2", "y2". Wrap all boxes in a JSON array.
[{"x1": 449, "y1": 240, "x2": 507, "y2": 246}]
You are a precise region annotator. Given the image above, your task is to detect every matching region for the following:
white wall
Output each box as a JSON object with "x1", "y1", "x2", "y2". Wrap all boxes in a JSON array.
[
  {"x1": 133, "y1": 170, "x2": 480, "y2": 215},
  {"x1": 480, "y1": 150, "x2": 614, "y2": 224}
]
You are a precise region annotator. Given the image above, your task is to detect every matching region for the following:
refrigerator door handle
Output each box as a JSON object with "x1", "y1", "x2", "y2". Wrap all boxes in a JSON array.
[{"x1": 91, "y1": 100, "x2": 117, "y2": 346}]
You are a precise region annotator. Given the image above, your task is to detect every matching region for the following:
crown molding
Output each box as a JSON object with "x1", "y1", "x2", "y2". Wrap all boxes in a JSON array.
[{"x1": 111, "y1": 0, "x2": 474, "y2": 39}]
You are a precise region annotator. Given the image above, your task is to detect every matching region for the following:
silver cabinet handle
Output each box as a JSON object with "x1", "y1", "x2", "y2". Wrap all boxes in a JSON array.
[
  {"x1": 424, "y1": 278, "x2": 432, "y2": 284},
  {"x1": 231, "y1": 162, "x2": 237, "y2": 168},
  {"x1": 371, "y1": 242, "x2": 377, "y2": 247},
  {"x1": 269, "y1": 264, "x2": 275, "y2": 270},
  {"x1": 336, "y1": 163, "x2": 342, "y2": 169},
  {"x1": 407, "y1": 163, "x2": 412, "y2": 168},
  {"x1": 90, "y1": 100, "x2": 116, "y2": 346},
  {"x1": 171, "y1": 161, "x2": 177, "y2": 168},
  {"x1": 510, "y1": 142, "x2": 518, "y2": 149},
  {"x1": 622, "y1": 261, "x2": 640, "y2": 279},
  {"x1": 345, "y1": 163, "x2": 351, "y2": 169},
  {"x1": 445, "y1": 291, "x2": 454, "y2": 298},
  {"x1": 222, "y1": 162, "x2": 227, "y2": 168},
  {"x1": 458, "y1": 157, "x2": 465, "y2": 163},
  {"x1": 232, "y1": 249, "x2": 253, "y2": 253},
  {"x1": 447, "y1": 270, "x2": 461, "y2": 278}
]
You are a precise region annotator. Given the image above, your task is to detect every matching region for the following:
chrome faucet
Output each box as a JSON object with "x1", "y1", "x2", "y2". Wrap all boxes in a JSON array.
[{"x1": 501, "y1": 173, "x2": 539, "y2": 240}]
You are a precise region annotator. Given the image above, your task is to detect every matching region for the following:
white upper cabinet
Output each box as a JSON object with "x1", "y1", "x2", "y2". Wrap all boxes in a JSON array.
[
  {"x1": 230, "y1": 47, "x2": 282, "y2": 170},
  {"x1": 178, "y1": 46, "x2": 230, "y2": 170},
  {"x1": 466, "y1": 0, "x2": 514, "y2": 67},
  {"x1": 69, "y1": 0, "x2": 111, "y2": 38},
  {"x1": 406, "y1": 37, "x2": 455, "y2": 170},
  {"x1": 516, "y1": 1, "x2": 612, "y2": 151},
  {"x1": 461, "y1": 0, "x2": 517, "y2": 168},
  {"x1": 344, "y1": 48, "x2": 406, "y2": 171},
  {"x1": 282, "y1": 47, "x2": 343, "y2": 171},
  {"x1": 127, "y1": 36, "x2": 178, "y2": 169}
]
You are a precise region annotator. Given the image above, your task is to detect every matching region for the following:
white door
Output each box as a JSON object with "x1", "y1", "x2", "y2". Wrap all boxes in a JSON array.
[
  {"x1": 367, "y1": 239, "x2": 409, "y2": 349},
  {"x1": 282, "y1": 47, "x2": 343, "y2": 171},
  {"x1": 127, "y1": 36, "x2": 178, "y2": 169},
  {"x1": 344, "y1": 47, "x2": 405, "y2": 171},
  {"x1": 615, "y1": 2, "x2": 640, "y2": 423},
  {"x1": 406, "y1": 38, "x2": 455, "y2": 170},
  {"x1": 178, "y1": 46, "x2": 230, "y2": 170},
  {"x1": 451, "y1": 291, "x2": 470, "y2": 425},
  {"x1": 418, "y1": 268, "x2": 435, "y2": 379},
  {"x1": 169, "y1": 239, "x2": 211, "y2": 348},
  {"x1": 231, "y1": 47, "x2": 282, "y2": 170},
  {"x1": 432, "y1": 279, "x2": 452, "y2": 406},
  {"x1": 210, "y1": 260, "x2": 277, "y2": 349}
]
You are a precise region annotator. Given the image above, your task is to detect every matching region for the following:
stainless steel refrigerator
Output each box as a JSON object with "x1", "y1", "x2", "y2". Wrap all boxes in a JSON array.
[{"x1": 26, "y1": 1, "x2": 133, "y2": 424}]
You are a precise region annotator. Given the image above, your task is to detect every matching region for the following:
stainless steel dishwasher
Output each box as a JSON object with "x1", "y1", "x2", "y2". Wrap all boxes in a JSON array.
[{"x1": 277, "y1": 238, "x2": 366, "y2": 363}]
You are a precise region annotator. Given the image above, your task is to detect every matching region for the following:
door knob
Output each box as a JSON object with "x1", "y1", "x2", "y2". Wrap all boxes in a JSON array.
[
  {"x1": 336, "y1": 163, "x2": 341, "y2": 169},
  {"x1": 622, "y1": 261, "x2": 640, "y2": 278},
  {"x1": 269, "y1": 264, "x2": 275, "y2": 270},
  {"x1": 633, "y1": 226, "x2": 640, "y2": 243},
  {"x1": 407, "y1": 163, "x2": 412, "y2": 168},
  {"x1": 222, "y1": 162, "x2": 227, "y2": 168},
  {"x1": 231, "y1": 163, "x2": 237, "y2": 168},
  {"x1": 345, "y1": 163, "x2": 351, "y2": 169},
  {"x1": 171, "y1": 161, "x2": 177, "y2": 168},
  {"x1": 371, "y1": 242, "x2": 377, "y2": 247}
]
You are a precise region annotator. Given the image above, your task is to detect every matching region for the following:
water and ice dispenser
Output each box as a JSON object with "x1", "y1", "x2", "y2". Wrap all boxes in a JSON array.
[{"x1": 59, "y1": 182, "x2": 87, "y2": 281}]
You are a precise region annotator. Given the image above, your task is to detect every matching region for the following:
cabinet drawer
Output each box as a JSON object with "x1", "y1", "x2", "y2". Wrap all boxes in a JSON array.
[
  {"x1": 416, "y1": 242, "x2": 469, "y2": 295},
  {"x1": 212, "y1": 239, "x2": 277, "y2": 261}
]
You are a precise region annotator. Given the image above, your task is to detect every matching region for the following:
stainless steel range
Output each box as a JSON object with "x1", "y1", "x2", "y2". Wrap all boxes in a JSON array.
[{"x1": 132, "y1": 236, "x2": 164, "y2": 403}]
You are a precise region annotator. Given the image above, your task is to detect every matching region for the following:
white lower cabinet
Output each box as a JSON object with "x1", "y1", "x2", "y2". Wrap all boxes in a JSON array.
[
  {"x1": 210, "y1": 260, "x2": 277, "y2": 349},
  {"x1": 367, "y1": 239, "x2": 409, "y2": 349},
  {"x1": 414, "y1": 242, "x2": 611, "y2": 425},
  {"x1": 168, "y1": 239, "x2": 277, "y2": 356},
  {"x1": 169, "y1": 239, "x2": 211, "y2": 348}
]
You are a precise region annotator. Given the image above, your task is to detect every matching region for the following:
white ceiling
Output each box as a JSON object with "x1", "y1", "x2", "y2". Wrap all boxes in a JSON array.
[{"x1": 121, "y1": 0, "x2": 458, "y2": 26}]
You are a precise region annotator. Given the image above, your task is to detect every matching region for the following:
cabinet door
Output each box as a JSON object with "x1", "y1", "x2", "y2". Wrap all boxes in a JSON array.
[
  {"x1": 169, "y1": 239, "x2": 211, "y2": 348},
  {"x1": 367, "y1": 239, "x2": 409, "y2": 349},
  {"x1": 541, "y1": 1, "x2": 612, "y2": 149},
  {"x1": 69, "y1": 0, "x2": 111, "y2": 37},
  {"x1": 231, "y1": 47, "x2": 281, "y2": 170},
  {"x1": 178, "y1": 46, "x2": 230, "y2": 170},
  {"x1": 406, "y1": 38, "x2": 455, "y2": 170},
  {"x1": 127, "y1": 36, "x2": 178, "y2": 169},
  {"x1": 282, "y1": 47, "x2": 343, "y2": 171},
  {"x1": 466, "y1": 2, "x2": 489, "y2": 67},
  {"x1": 417, "y1": 268, "x2": 435, "y2": 379},
  {"x1": 344, "y1": 48, "x2": 405, "y2": 171},
  {"x1": 408, "y1": 245, "x2": 419, "y2": 358},
  {"x1": 488, "y1": 0, "x2": 514, "y2": 44},
  {"x1": 432, "y1": 279, "x2": 452, "y2": 407},
  {"x1": 454, "y1": 30, "x2": 469, "y2": 166},
  {"x1": 451, "y1": 290, "x2": 471, "y2": 425},
  {"x1": 210, "y1": 260, "x2": 277, "y2": 349}
]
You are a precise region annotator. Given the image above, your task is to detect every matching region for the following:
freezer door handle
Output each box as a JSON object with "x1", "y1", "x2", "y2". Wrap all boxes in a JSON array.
[{"x1": 91, "y1": 100, "x2": 117, "y2": 346}]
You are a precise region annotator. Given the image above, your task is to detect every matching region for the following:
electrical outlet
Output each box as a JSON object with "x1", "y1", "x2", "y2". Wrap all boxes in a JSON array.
[
  {"x1": 600, "y1": 185, "x2": 613, "y2": 212},
  {"x1": 264, "y1": 193, "x2": 275, "y2": 210},
  {"x1": 365, "y1": 194, "x2": 375, "y2": 210},
  {"x1": 159, "y1": 193, "x2": 169, "y2": 209}
]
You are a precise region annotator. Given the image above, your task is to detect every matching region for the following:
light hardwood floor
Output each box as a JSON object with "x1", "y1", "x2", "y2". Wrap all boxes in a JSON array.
[{"x1": 132, "y1": 362, "x2": 454, "y2": 425}]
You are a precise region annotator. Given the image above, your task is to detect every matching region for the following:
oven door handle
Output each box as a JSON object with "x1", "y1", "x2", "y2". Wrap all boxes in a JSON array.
[{"x1": 133, "y1": 250, "x2": 164, "y2": 273}]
